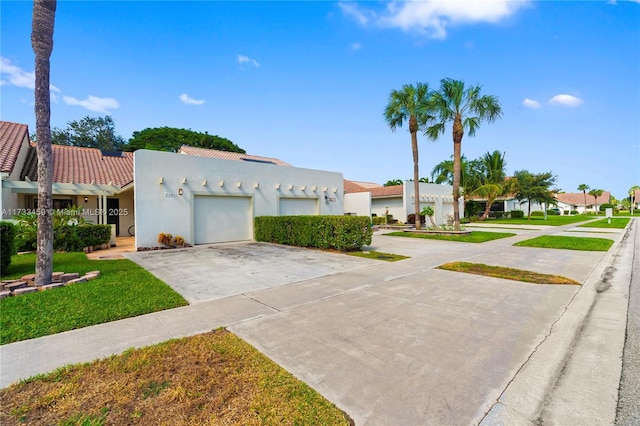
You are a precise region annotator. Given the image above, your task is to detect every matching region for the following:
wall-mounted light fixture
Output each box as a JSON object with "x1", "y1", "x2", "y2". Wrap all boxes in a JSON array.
[
  {"x1": 181, "y1": 177, "x2": 187, "y2": 184},
  {"x1": 158, "y1": 177, "x2": 164, "y2": 184},
  {"x1": 84, "y1": 196, "x2": 88, "y2": 203},
  {"x1": 202, "y1": 179, "x2": 207, "y2": 186},
  {"x1": 324, "y1": 195, "x2": 329, "y2": 204}
]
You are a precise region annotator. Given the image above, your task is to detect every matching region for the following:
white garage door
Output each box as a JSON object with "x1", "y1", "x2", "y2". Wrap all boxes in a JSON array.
[
  {"x1": 194, "y1": 196, "x2": 252, "y2": 244},
  {"x1": 279, "y1": 198, "x2": 318, "y2": 216}
]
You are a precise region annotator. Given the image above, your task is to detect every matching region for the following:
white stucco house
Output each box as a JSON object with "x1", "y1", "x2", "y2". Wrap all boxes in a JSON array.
[
  {"x1": 134, "y1": 149, "x2": 344, "y2": 248},
  {"x1": 554, "y1": 191, "x2": 611, "y2": 214},
  {"x1": 344, "y1": 180, "x2": 462, "y2": 225}
]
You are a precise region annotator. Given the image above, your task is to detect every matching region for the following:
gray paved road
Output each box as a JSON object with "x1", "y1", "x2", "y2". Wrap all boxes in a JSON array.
[{"x1": 617, "y1": 218, "x2": 640, "y2": 425}]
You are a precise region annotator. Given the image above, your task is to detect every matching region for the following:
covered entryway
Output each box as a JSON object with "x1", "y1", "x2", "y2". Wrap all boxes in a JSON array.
[
  {"x1": 279, "y1": 197, "x2": 318, "y2": 215},
  {"x1": 193, "y1": 195, "x2": 252, "y2": 244}
]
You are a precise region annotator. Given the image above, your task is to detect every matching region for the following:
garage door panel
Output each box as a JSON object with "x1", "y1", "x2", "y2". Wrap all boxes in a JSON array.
[
  {"x1": 279, "y1": 198, "x2": 318, "y2": 216},
  {"x1": 194, "y1": 196, "x2": 251, "y2": 244}
]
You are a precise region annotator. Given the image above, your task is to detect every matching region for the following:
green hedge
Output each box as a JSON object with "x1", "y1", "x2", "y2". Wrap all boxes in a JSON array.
[
  {"x1": 372, "y1": 216, "x2": 386, "y2": 225},
  {"x1": 531, "y1": 211, "x2": 544, "y2": 217},
  {"x1": 1, "y1": 222, "x2": 17, "y2": 272},
  {"x1": 255, "y1": 215, "x2": 372, "y2": 252},
  {"x1": 510, "y1": 210, "x2": 524, "y2": 218}
]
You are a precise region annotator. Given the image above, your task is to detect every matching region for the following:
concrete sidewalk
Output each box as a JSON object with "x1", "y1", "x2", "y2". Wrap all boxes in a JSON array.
[{"x1": 0, "y1": 221, "x2": 634, "y2": 425}]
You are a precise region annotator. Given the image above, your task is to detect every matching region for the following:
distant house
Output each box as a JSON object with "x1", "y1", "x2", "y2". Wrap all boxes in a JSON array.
[
  {"x1": 1, "y1": 121, "x2": 134, "y2": 236},
  {"x1": 633, "y1": 189, "x2": 640, "y2": 210},
  {"x1": 344, "y1": 180, "x2": 461, "y2": 225},
  {"x1": 555, "y1": 192, "x2": 611, "y2": 214}
]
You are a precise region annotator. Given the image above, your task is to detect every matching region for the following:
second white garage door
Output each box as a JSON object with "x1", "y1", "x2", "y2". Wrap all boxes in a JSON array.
[{"x1": 194, "y1": 195, "x2": 252, "y2": 244}]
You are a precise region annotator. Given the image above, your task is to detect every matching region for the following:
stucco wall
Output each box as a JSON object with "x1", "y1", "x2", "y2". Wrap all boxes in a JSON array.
[
  {"x1": 403, "y1": 182, "x2": 461, "y2": 225},
  {"x1": 134, "y1": 150, "x2": 344, "y2": 248},
  {"x1": 344, "y1": 192, "x2": 371, "y2": 217}
]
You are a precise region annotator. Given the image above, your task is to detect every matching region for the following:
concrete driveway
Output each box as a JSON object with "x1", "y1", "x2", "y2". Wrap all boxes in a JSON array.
[
  {"x1": 125, "y1": 242, "x2": 379, "y2": 304},
  {"x1": 126, "y1": 226, "x2": 619, "y2": 424}
]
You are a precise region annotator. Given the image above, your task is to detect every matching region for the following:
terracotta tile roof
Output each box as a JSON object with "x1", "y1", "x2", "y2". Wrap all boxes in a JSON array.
[
  {"x1": 21, "y1": 143, "x2": 133, "y2": 187},
  {"x1": 0, "y1": 121, "x2": 29, "y2": 173},
  {"x1": 370, "y1": 185, "x2": 403, "y2": 198},
  {"x1": 178, "y1": 145, "x2": 291, "y2": 166},
  {"x1": 349, "y1": 180, "x2": 383, "y2": 189},
  {"x1": 344, "y1": 179, "x2": 368, "y2": 193},
  {"x1": 555, "y1": 191, "x2": 611, "y2": 206}
]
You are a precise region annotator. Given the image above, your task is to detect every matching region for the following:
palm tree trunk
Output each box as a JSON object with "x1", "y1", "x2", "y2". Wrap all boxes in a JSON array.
[
  {"x1": 410, "y1": 122, "x2": 421, "y2": 230},
  {"x1": 583, "y1": 190, "x2": 587, "y2": 214},
  {"x1": 479, "y1": 200, "x2": 493, "y2": 221},
  {"x1": 451, "y1": 116, "x2": 464, "y2": 231},
  {"x1": 32, "y1": 0, "x2": 56, "y2": 286}
]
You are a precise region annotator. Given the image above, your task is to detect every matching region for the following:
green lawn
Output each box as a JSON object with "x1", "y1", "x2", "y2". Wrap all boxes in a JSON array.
[
  {"x1": 348, "y1": 250, "x2": 409, "y2": 261},
  {"x1": 1, "y1": 253, "x2": 188, "y2": 345},
  {"x1": 514, "y1": 235, "x2": 613, "y2": 251},
  {"x1": 577, "y1": 218, "x2": 630, "y2": 229},
  {"x1": 386, "y1": 231, "x2": 516, "y2": 243},
  {"x1": 483, "y1": 214, "x2": 592, "y2": 226}
]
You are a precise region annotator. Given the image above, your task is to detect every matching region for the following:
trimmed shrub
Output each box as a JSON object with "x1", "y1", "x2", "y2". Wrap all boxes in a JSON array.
[
  {"x1": 1, "y1": 221, "x2": 17, "y2": 272},
  {"x1": 599, "y1": 203, "x2": 618, "y2": 213},
  {"x1": 372, "y1": 216, "x2": 386, "y2": 225},
  {"x1": 531, "y1": 211, "x2": 544, "y2": 217},
  {"x1": 255, "y1": 215, "x2": 372, "y2": 252},
  {"x1": 510, "y1": 210, "x2": 524, "y2": 218},
  {"x1": 570, "y1": 210, "x2": 579, "y2": 215},
  {"x1": 547, "y1": 209, "x2": 559, "y2": 215}
]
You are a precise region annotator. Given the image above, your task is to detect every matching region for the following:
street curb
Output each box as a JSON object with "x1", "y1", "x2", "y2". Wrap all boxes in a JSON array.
[{"x1": 478, "y1": 220, "x2": 634, "y2": 425}]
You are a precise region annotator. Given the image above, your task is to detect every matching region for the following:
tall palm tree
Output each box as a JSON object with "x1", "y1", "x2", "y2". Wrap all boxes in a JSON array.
[
  {"x1": 426, "y1": 78, "x2": 502, "y2": 230},
  {"x1": 577, "y1": 184, "x2": 590, "y2": 213},
  {"x1": 589, "y1": 188, "x2": 604, "y2": 215},
  {"x1": 32, "y1": 0, "x2": 57, "y2": 286},
  {"x1": 472, "y1": 150, "x2": 507, "y2": 221},
  {"x1": 384, "y1": 82, "x2": 434, "y2": 230}
]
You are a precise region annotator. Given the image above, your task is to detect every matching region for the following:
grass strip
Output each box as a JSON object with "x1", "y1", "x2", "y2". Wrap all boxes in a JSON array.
[
  {"x1": 576, "y1": 218, "x2": 630, "y2": 229},
  {"x1": 0, "y1": 329, "x2": 352, "y2": 426},
  {"x1": 348, "y1": 250, "x2": 409, "y2": 261},
  {"x1": 484, "y1": 215, "x2": 591, "y2": 226},
  {"x1": 514, "y1": 235, "x2": 613, "y2": 251},
  {"x1": 1, "y1": 253, "x2": 188, "y2": 345},
  {"x1": 437, "y1": 261, "x2": 580, "y2": 285},
  {"x1": 386, "y1": 231, "x2": 516, "y2": 243}
]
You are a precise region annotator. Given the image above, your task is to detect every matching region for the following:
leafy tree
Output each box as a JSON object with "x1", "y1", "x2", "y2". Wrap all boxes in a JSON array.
[
  {"x1": 126, "y1": 127, "x2": 245, "y2": 153},
  {"x1": 384, "y1": 82, "x2": 435, "y2": 230},
  {"x1": 51, "y1": 115, "x2": 126, "y2": 151},
  {"x1": 32, "y1": 0, "x2": 57, "y2": 286},
  {"x1": 577, "y1": 184, "x2": 590, "y2": 211},
  {"x1": 384, "y1": 179, "x2": 403, "y2": 187},
  {"x1": 426, "y1": 78, "x2": 502, "y2": 230},
  {"x1": 588, "y1": 188, "x2": 604, "y2": 215},
  {"x1": 471, "y1": 150, "x2": 508, "y2": 221},
  {"x1": 431, "y1": 155, "x2": 480, "y2": 199},
  {"x1": 511, "y1": 170, "x2": 557, "y2": 219}
]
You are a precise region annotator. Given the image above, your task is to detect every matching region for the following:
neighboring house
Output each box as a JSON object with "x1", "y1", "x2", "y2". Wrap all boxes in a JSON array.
[
  {"x1": 1, "y1": 121, "x2": 133, "y2": 236},
  {"x1": 344, "y1": 180, "x2": 461, "y2": 225},
  {"x1": 633, "y1": 189, "x2": 640, "y2": 210},
  {"x1": 555, "y1": 192, "x2": 611, "y2": 214}
]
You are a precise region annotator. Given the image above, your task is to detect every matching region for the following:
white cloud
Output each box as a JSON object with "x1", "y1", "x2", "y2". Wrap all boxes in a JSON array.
[
  {"x1": 351, "y1": 42, "x2": 362, "y2": 51},
  {"x1": 549, "y1": 94, "x2": 583, "y2": 107},
  {"x1": 340, "y1": 0, "x2": 530, "y2": 39},
  {"x1": 0, "y1": 56, "x2": 60, "y2": 92},
  {"x1": 237, "y1": 54, "x2": 260, "y2": 68},
  {"x1": 63, "y1": 95, "x2": 120, "y2": 113},
  {"x1": 522, "y1": 98, "x2": 540, "y2": 109},
  {"x1": 179, "y1": 93, "x2": 205, "y2": 105},
  {"x1": 338, "y1": 2, "x2": 374, "y2": 25}
]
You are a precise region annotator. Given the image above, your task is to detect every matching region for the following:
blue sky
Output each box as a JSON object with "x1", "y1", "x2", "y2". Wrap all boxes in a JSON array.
[{"x1": 2, "y1": 1, "x2": 639, "y2": 200}]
